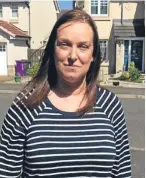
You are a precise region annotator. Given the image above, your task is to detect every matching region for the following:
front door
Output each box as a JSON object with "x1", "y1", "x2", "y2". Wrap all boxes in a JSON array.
[
  {"x1": 124, "y1": 40, "x2": 129, "y2": 71},
  {"x1": 131, "y1": 40, "x2": 143, "y2": 71},
  {"x1": 0, "y1": 44, "x2": 7, "y2": 75}
]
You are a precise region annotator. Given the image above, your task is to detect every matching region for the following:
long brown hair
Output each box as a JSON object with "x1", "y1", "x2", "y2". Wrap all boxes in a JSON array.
[{"x1": 18, "y1": 9, "x2": 101, "y2": 114}]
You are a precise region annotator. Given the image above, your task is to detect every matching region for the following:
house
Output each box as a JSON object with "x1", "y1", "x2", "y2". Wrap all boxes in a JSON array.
[
  {"x1": 27, "y1": 0, "x2": 60, "y2": 63},
  {"x1": 0, "y1": 0, "x2": 60, "y2": 76},
  {"x1": 73, "y1": 0, "x2": 145, "y2": 80},
  {"x1": 0, "y1": 0, "x2": 30, "y2": 76},
  {"x1": 30, "y1": 0, "x2": 60, "y2": 49}
]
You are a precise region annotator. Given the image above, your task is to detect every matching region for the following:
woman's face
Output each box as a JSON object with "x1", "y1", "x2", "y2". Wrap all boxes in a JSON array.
[{"x1": 54, "y1": 22, "x2": 94, "y2": 85}]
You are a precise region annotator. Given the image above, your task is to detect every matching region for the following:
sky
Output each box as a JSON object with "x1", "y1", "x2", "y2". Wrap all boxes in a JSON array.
[{"x1": 58, "y1": 0, "x2": 73, "y2": 9}]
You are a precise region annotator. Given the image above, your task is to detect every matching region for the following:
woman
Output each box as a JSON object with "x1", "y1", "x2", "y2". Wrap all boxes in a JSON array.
[{"x1": 0, "y1": 9, "x2": 131, "y2": 177}]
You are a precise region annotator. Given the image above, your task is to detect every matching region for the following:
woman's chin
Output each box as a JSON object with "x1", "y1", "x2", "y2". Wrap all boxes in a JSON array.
[{"x1": 62, "y1": 75, "x2": 83, "y2": 85}]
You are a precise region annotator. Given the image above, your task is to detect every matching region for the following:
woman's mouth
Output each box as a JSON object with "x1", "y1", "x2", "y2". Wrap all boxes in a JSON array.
[{"x1": 64, "y1": 64, "x2": 80, "y2": 68}]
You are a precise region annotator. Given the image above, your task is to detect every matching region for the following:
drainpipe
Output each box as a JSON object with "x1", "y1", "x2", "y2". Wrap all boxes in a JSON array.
[
  {"x1": 73, "y1": 0, "x2": 76, "y2": 9},
  {"x1": 53, "y1": 0, "x2": 60, "y2": 18},
  {"x1": 121, "y1": 0, "x2": 123, "y2": 25},
  {"x1": 25, "y1": 1, "x2": 31, "y2": 49}
]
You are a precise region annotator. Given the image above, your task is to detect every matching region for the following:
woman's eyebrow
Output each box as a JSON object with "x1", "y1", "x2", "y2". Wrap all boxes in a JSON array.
[
  {"x1": 57, "y1": 38, "x2": 92, "y2": 44},
  {"x1": 79, "y1": 41, "x2": 92, "y2": 44},
  {"x1": 57, "y1": 38, "x2": 69, "y2": 41}
]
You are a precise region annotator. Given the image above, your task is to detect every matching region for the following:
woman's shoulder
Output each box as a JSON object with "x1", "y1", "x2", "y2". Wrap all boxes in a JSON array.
[
  {"x1": 96, "y1": 86, "x2": 124, "y2": 123},
  {"x1": 96, "y1": 86, "x2": 121, "y2": 107},
  {"x1": 97, "y1": 86, "x2": 118, "y2": 98},
  {"x1": 7, "y1": 91, "x2": 46, "y2": 130}
]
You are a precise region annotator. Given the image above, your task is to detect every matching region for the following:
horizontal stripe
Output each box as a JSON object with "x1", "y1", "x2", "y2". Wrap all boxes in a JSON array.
[
  {"x1": 27, "y1": 139, "x2": 115, "y2": 147},
  {"x1": 27, "y1": 133, "x2": 114, "y2": 142},
  {"x1": 33, "y1": 117, "x2": 109, "y2": 121},
  {"x1": 25, "y1": 170, "x2": 112, "y2": 177},
  {"x1": 0, "y1": 156, "x2": 22, "y2": 163},
  {"x1": 29, "y1": 123, "x2": 112, "y2": 128},
  {"x1": 26, "y1": 152, "x2": 116, "y2": 159},
  {"x1": 25, "y1": 158, "x2": 115, "y2": 165},
  {"x1": 25, "y1": 145, "x2": 115, "y2": 153},
  {"x1": 25, "y1": 164, "x2": 113, "y2": 171}
]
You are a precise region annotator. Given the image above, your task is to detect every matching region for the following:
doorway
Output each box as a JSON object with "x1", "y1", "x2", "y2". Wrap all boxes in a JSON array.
[
  {"x1": 124, "y1": 39, "x2": 144, "y2": 72},
  {"x1": 0, "y1": 44, "x2": 7, "y2": 75}
]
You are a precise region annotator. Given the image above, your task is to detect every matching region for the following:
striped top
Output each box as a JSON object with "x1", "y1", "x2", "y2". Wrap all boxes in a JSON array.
[{"x1": 0, "y1": 87, "x2": 131, "y2": 178}]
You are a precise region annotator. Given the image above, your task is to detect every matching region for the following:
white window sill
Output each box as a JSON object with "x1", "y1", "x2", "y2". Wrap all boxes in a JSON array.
[
  {"x1": 91, "y1": 14, "x2": 108, "y2": 16},
  {"x1": 91, "y1": 15, "x2": 110, "y2": 21},
  {"x1": 10, "y1": 18, "x2": 19, "y2": 23}
]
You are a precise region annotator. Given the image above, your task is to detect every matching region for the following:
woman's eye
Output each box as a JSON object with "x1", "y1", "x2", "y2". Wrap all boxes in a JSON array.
[
  {"x1": 80, "y1": 45, "x2": 89, "y2": 50},
  {"x1": 61, "y1": 42, "x2": 67, "y2": 46},
  {"x1": 56, "y1": 41, "x2": 68, "y2": 47},
  {"x1": 59, "y1": 42, "x2": 69, "y2": 47}
]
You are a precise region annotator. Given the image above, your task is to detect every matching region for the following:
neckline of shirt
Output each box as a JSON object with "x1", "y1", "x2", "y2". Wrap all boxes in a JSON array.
[{"x1": 44, "y1": 86, "x2": 101, "y2": 117}]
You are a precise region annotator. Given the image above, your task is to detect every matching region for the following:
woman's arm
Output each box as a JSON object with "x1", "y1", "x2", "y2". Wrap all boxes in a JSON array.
[
  {"x1": 0, "y1": 99, "x2": 31, "y2": 178},
  {"x1": 102, "y1": 90, "x2": 132, "y2": 177},
  {"x1": 110, "y1": 97, "x2": 131, "y2": 178}
]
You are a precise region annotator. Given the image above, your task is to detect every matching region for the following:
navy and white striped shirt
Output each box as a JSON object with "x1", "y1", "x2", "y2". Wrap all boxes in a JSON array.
[{"x1": 0, "y1": 87, "x2": 131, "y2": 177}]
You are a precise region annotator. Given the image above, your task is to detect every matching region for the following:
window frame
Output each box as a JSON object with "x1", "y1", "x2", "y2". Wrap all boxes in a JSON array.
[
  {"x1": 99, "y1": 40, "x2": 108, "y2": 62},
  {"x1": 11, "y1": 4, "x2": 18, "y2": 18},
  {"x1": 0, "y1": 4, "x2": 3, "y2": 17},
  {"x1": 0, "y1": 44, "x2": 6, "y2": 52},
  {"x1": 90, "y1": 0, "x2": 109, "y2": 16}
]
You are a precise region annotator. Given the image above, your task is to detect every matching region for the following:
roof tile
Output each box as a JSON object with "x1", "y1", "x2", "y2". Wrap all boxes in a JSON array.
[{"x1": 0, "y1": 20, "x2": 29, "y2": 37}]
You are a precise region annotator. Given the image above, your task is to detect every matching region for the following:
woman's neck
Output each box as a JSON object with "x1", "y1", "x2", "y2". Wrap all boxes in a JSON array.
[{"x1": 54, "y1": 78, "x2": 86, "y2": 97}]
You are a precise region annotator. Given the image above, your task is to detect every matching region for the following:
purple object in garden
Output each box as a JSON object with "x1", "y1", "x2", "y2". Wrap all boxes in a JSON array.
[{"x1": 16, "y1": 60, "x2": 25, "y2": 76}]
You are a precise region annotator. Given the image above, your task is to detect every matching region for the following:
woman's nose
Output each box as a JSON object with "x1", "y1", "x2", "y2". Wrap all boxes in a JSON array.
[{"x1": 69, "y1": 47, "x2": 78, "y2": 61}]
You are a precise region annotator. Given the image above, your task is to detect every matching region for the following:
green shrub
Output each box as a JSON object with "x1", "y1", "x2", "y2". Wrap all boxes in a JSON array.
[
  {"x1": 129, "y1": 61, "x2": 135, "y2": 69},
  {"x1": 128, "y1": 62, "x2": 141, "y2": 82},
  {"x1": 135, "y1": 78, "x2": 143, "y2": 83},
  {"x1": 128, "y1": 62, "x2": 135, "y2": 77},
  {"x1": 129, "y1": 68, "x2": 141, "y2": 81},
  {"x1": 119, "y1": 72, "x2": 130, "y2": 80},
  {"x1": 27, "y1": 62, "x2": 40, "y2": 77}
]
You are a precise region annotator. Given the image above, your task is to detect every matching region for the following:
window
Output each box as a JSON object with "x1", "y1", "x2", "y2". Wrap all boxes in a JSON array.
[
  {"x1": 0, "y1": 44, "x2": 6, "y2": 52},
  {"x1": 91, "y1": 0, "x2": 108, "y2": 15},
  {"x1": 100, "y1": 40, "x2": 108, "y2": 62},
  {"x1": 11, "y1": 4, "x2": 18, "y2": 17},
  {"x1": 0, "y1": 5, "x2": 3, "y2": 17}
]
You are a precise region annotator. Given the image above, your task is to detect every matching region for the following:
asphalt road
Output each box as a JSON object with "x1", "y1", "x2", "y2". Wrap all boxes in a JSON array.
[
  {"x1": 121, "y1": 98, "x2": 145, "y2": 149},
  {"x1": 131, "y1": 150, "x2": 145, "y2": 178},
  {"x1": 0, "y1": 83, "x2": 145, "y2": 95},
  {"x1": 106, "y1": 86, "x2": 145, "y2": 95},
  {"x1": 0, "y1": 94, "x2": 145, "y2": 178}
]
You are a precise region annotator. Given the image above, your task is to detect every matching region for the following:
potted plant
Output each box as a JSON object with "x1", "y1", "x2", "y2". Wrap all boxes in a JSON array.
[{"x1": 14, "y1": 72, "x2": 21, "y2": 83}]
